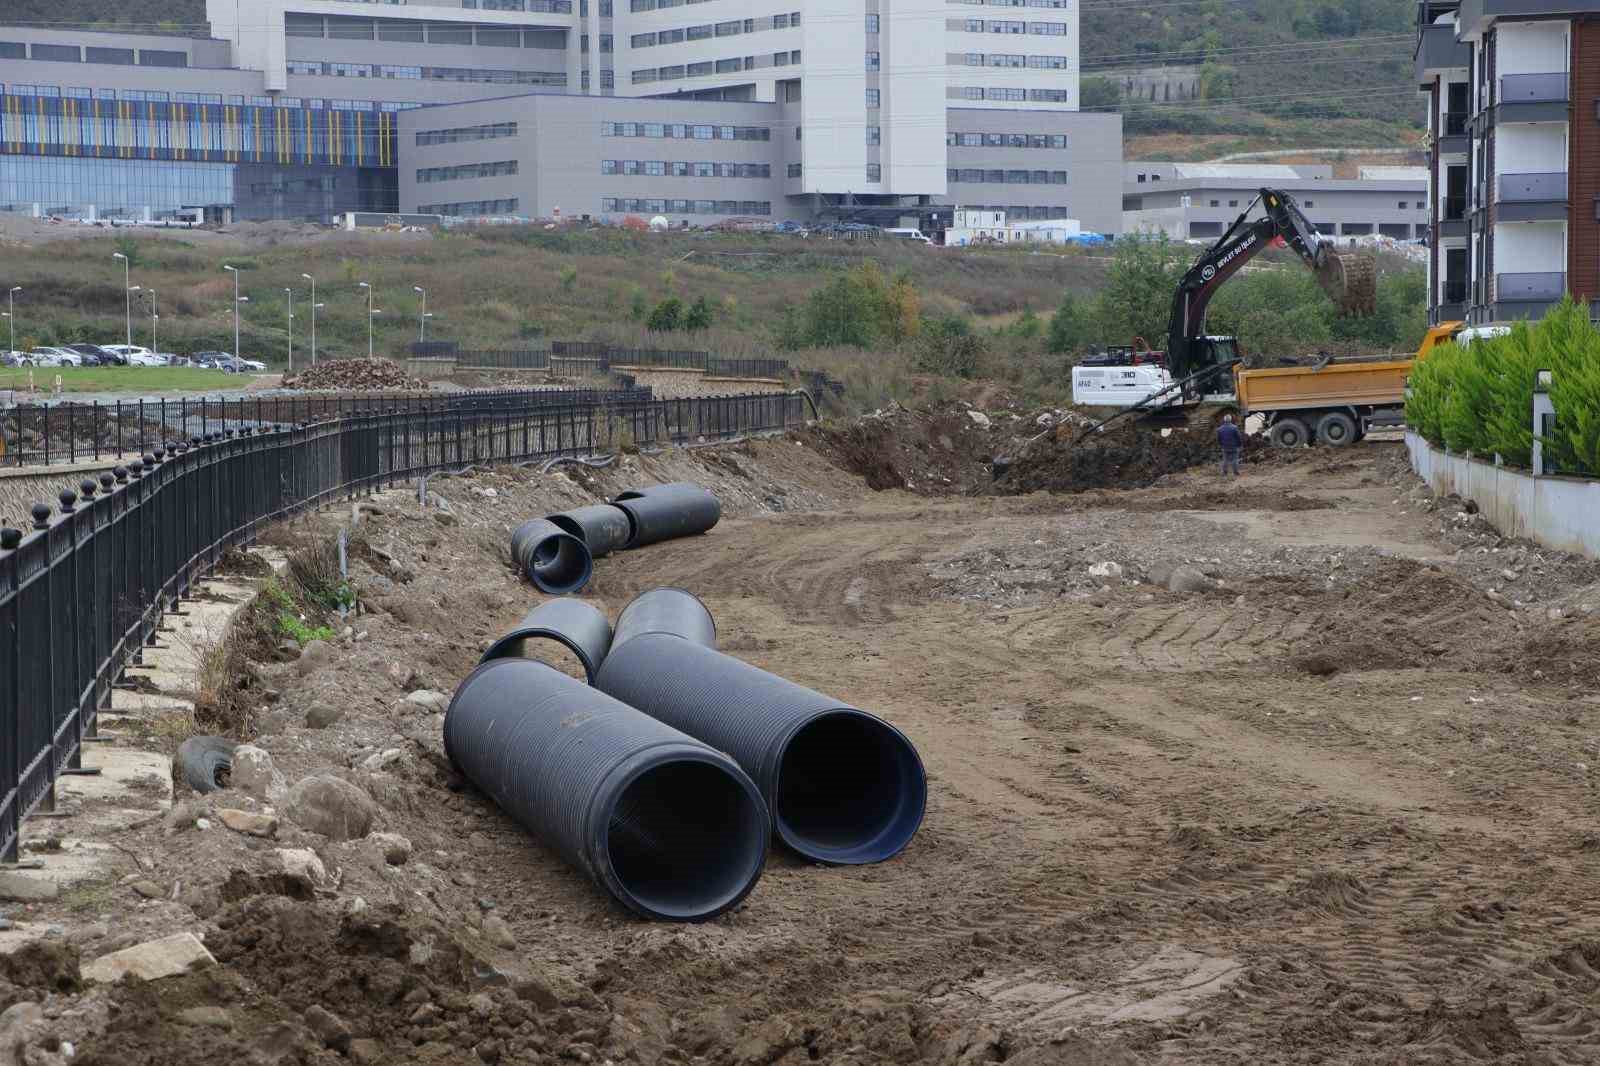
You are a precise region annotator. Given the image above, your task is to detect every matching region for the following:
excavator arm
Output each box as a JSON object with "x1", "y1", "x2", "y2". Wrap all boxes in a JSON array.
[{"x1": 1165, "y1": 188, "x2": 1377, "y2": 389}]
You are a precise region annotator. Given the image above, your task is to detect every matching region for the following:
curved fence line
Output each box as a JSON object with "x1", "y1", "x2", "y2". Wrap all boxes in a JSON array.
[{"x1": 0, "y1": 390, "x2": 810, "y2": 862}]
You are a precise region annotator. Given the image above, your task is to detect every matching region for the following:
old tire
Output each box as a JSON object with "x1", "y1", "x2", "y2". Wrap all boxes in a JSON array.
[
  {"x1": 1316, "y1": 411, "x2": 1358, "y2": 447},
  {"x1": 175, "y1": 735, "x2": 235, "y2": 794},
  {"x1": 1269, "y1": 418, "x2": 1311, "y2": 449}
]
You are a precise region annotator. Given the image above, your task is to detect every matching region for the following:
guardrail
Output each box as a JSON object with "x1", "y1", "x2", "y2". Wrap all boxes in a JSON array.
[
  {"x1": 0, "y1": 389, "x2": 813, "y2": 862},
  {"x1": 0, "y1": 387, "x2": 656, "y2": 469}
]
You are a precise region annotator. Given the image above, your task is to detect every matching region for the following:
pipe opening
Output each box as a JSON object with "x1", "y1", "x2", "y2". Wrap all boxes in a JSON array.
[
  {"x1": 606, "y1": 760, "x2": 768, "y2": 920},
  {"x1": 525, "y1": 533, "x2": 592, "y2": 594},
  {"x1": 775, "y1": 711, "x2": 926, "y2": 865}
]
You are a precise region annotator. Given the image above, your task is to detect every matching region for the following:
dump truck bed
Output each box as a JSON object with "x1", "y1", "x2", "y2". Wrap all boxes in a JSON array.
[{"x1": 1234, "y1": 357, "x2": 1413, "y2": 414}]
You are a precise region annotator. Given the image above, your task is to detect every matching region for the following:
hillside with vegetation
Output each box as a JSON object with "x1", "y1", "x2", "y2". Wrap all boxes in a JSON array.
[
  {"x1": 0, "y1": 0, "x2": 204, "y2": 34},
  {"x1": 1083, "y1": 0, "x2": 1423, "y2": 158}
]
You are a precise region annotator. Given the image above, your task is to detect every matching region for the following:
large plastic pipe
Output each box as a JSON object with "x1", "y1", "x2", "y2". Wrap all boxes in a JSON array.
[
  {"x1": 479, "y1": 598, "x2": 613, "y2": 683},
  {"x1": 612, "y1": 587, "x2": 717, "y2": 650},
  {"x1": 509, "y1": 518, "x2": 593, "y2": 595},
  {"x1": 595, "y1": 635, "x2": 926, "y2": 865},
  {"x1": 611, "y1": 482, "x2": 721, "y2": 549},
  {"x1": 445, "y1": 658, "x2": 769, "y2": 921},
  {"x1": 546, "y1": 504, "x2": 632, "y2": 560}
]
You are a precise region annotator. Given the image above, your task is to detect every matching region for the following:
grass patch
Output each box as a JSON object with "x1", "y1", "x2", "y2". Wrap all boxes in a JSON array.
[
  {"x1": 61, "y1": 880, "x2": 117, "y2": 914},
  {"x1": 0, "y1": 366, "x2": 263, "y2": 394}
]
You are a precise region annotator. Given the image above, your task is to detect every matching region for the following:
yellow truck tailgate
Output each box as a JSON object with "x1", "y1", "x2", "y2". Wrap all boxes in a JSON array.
[{"x1": 1235, "y1": 358, "x2": 1413, "y2": 413}]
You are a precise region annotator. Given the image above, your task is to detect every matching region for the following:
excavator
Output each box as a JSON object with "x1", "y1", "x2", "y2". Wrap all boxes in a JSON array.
[{"x1": 1071, "y1": 187, "x2": 1379, "y2": 433}]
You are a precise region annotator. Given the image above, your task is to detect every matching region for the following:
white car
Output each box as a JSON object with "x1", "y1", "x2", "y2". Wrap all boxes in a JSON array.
[
  {"x1": 29, "y1": 347, "x2": 80, "y2": 367},
  {"x1": 235, "y1": 357, "x2": 267, "y2": 372},
  {"x1": 103, "y1": 344, "x2": 161, "y2": 367}
]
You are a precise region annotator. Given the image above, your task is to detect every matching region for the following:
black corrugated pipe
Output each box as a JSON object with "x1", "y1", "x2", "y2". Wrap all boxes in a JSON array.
[
  {"x1": 612, "y1": 587, "x2": 717, "y2": 650},
  {"x1": 595, "y1": 636, "x2": 926, "y2": 866},
  {"x1": 546, "y1": 504, "x2": 632, "y2": 559},
  {"x1": 611, "y1": 482, "x2": 721, "y2": 549},
  {"x1": 445, "y1": 658, "x2": 769, "y2": 921},
  {"x1": 509, "y1": 518, "x2": 593, "y2": 594},
  {"x1": 480, "y1": 598, "x2": 613, "y2": 683}
]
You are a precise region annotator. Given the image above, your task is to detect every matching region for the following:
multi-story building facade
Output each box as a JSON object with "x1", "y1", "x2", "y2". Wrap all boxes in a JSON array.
[
  {"x1": 1415, "y1": 0, "x2": 1598, "y2": 326},
  {"x1": 0, "y1": 0, "x2": 1119, "y2": 230},
  {"x1": 1122, "y1": 162, "x2": 1430, "y2": 243}
]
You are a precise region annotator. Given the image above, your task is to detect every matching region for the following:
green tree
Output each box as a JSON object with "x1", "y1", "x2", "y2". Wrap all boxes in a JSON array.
[
  {"x1": 646, "y1": 297, "x2": 684, "y2": 332},
  {"x1": 1093, "y1": 235, "x2": 1188, "y2": 348},
  {"x1": 1080, "y1": 76, "x2": 1121, "y2": 111},
  {"x1": 914, "y1": 315, "x2": 986, "y2": 378},
  {"x1": 779, "y1": 261, "x2": 893, "y2": 349},
  {"x1": 684, "y1": 296, "x2": 714, "y2": 332},
  {"x1": 1046, "y1": 293, "x2": 1090, "y2": 354}
]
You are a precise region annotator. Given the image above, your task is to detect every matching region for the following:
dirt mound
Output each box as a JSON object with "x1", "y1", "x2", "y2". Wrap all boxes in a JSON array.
[
  {"x1": 798, "y1": 403, "x2": 1002, "y2": 494},
  {"x1": 75, "y1": 889, "x2": 611, "y2": 1066},
  {"x1": 282, "y1": 358, "x2": 428, "y2": 392},
  {"x1": 990, "y1": 422, "x2": 1216, "y2": 495},
  {"x1": 1117, "y1": 488, "x2": 1330, "y2": 513}
]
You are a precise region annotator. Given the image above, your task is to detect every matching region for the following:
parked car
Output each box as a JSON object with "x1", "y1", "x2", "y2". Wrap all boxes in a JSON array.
[
  {"x1": 235, "y1": 356, "x2": 267, "y2": 372},
  {"x1": 191, "y1": 351, "x2": 232, "y2": 369},
  {"x1": 70, "y1": 343, "x2": 126, "y2": 366},
  {"x1": 2, "y1": 351, "x2": 31, "y2": 367},
  {"x1": 103, "y1": 345, "x2": 161, "y2": 367},
  {"x1": 29, "y1": 347, "x2": 81, "y2": 367}
]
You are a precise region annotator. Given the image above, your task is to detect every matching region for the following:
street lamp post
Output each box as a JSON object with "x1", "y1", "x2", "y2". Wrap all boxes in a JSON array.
[
  {"x1": 111, "y1": 252, "x2": 131, "y2": 348},
  {"x1": 284, "y1": 287, "x2": 295, "y2": 372},
  {"x1": 222, "y1": 264, "x2": 240, "y2": 362},
  {"x1": 301, "y1": 273, "x2": 316, "y2": 364},
  {"x1": 132, "y1": 287, "x2": 158, "y2": 354},
  {"x1": 358, "y1": 281, "x2": 374, "y2": 358},
  {"x1": 413, "y1": 285, "x2": 427, "y2": 342},
  {"x1": 6, "y1": 286, "x2": 19, "y2": 355}
]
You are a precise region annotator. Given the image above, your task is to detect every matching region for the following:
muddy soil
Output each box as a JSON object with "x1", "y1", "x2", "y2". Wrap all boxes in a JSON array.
[{"x1": 13, "y1": 420, "x2": 1600, "y2": 1066}]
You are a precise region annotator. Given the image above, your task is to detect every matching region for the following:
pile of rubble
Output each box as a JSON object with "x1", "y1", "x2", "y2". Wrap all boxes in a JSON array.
[{"x1": 280, "y1": 358, "x2": 428, "y2": 392}]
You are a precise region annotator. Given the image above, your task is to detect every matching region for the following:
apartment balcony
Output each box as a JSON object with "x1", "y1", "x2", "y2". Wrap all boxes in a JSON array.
[
  {"x1": 1494, "y1": 270, "x2": 1566, "y2": 319},
  {"x1": 1434, "y1": 278, "x2": 1467, "y2": 324},
  {"x1": 1497, "y1": 172, "x2": 1568, "y2": 221},
  {"x1": 1439, "y1": 194, "x2": 1468, "y2": 237},
  {"x1": 1437, "y1": 110, "x2": 1469, "y2": 156},
  {"x1": 1498, "y1": 73, "x2": 1570, "y2": 123},
  {"x1": 1415, "y1": 19, "x2": 1469, "y2": 87}
]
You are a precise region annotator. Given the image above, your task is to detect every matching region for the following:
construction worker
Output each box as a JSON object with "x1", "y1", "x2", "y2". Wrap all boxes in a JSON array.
[{"x1": 1217, "y1": 413, "x2": 1243, "y2": 478}]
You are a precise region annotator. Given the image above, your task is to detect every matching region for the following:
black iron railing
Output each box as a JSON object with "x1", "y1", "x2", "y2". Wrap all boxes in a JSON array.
[{"x1": 0, "y1": 390, "x2": 812, "y2": 861}]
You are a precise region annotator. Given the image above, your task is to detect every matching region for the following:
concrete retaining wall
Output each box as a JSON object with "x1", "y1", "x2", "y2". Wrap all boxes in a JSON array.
[
  {"x1": 1406, "y1": 431, "x2": 1600, "y2": 559},
  {"x1": 616, "y1": 366, "x2": 785, "y2": 399}
]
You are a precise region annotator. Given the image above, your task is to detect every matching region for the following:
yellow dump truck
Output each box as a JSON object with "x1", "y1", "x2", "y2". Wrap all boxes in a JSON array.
[{"x1": 1234, "y1": 322, "x2": 1466, "y2": 447}]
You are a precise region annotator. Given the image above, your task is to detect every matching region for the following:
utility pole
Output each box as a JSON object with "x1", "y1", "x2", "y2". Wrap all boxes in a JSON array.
[
  {"x1": 222, "y1": 264, "x2": 240, "y2": 361},
  {"x1": 112, "y1": 251, "x2": 131, "y2": 347},
  {"x1": 301, "y1": 273, "x2": 316, "y2": 364},
  {"x1": 284, "y1": 287, "x2": 294, "y2": 372},
  {"x1": 6, "y1": 286, "x2": 19, "y2": 355},
  {"x1": 413, "y1": 285, "x2": 427, "y2": 342},
  {"x1": 359, "y1": 281, "x2": 373, "y2": 358}
]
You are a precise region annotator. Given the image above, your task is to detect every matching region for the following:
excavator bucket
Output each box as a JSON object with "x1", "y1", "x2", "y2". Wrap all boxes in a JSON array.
[{"x1": 1315, "y1": 251, "x2": 1378, "y2": 317}]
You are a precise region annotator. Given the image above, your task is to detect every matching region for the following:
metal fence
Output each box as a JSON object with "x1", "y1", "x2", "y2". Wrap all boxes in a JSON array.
[
  {"x1": 0, "y1": 386, "x2": 657, "y2": 469},
  {"x1": 417, "y1": 342, "x2": 796, "y2": 381},
  {"x1": 0, "y1": 389, "x2": 812, "y2": 862}
]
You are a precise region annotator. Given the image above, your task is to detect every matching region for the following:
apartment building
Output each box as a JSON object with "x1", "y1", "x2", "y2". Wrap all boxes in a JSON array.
[
  {"x1": 1122, "y1": 162, "x2": 1430, "y2": 243},
  {"x1": 0, "y1": 0, "x2": 1120, "y2": 230},
  {"x1": 1415, "y1": 0, "x2": 1599, "y2": 326}
]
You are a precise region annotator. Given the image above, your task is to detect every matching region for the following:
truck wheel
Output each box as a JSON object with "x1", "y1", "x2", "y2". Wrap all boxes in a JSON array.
[
  {"x1": 1269, "y1": 418, "x2": 1311, "y2": 448},
  {"x1": 1316, "y1": 411, "x2": 1358, "y2": 447}
]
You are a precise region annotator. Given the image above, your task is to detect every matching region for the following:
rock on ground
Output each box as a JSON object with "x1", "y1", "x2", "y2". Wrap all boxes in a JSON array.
[
  {"x1": 229, "y1": 745, "x2": 285, "y2": 800},
  {"x1": 283, "y1": 775, "x2": 377, "y2": 841}
]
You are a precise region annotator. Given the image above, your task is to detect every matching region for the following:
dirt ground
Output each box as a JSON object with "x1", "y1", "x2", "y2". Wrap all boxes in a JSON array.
[{"x1": 10, "y1": 423, "x2": 1600, "y2": 1065}]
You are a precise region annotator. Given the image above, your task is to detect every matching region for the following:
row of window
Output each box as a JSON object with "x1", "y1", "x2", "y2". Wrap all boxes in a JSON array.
[
  {"x1": 1, "y1": 83, "x2": 423, "y2": 110},
  {"x1": 960, "y1": 20, "x2": 1069, "y2": 34},
  {"x1": 629, "y1": 0, "x2": 756, "y2": 12},
  {"x1": 462, "y1": 0, "x2": 572, "y2": 10},
  {"x1": 962, "y1": 53, "x2": 1072, "y2": 69},
  {"x1": 631, "y1": 54, "x2": 799, "y2": 83},
  {"x1": 957, "y1": 87, "x2": 1071, "y2": 102},
  {"x1": 601, "y1": 121, "x2": 771, "y2": 140},
  {"x1": 0, "y1": 91, "x2": 398, "y2": 168},
  {"x1": 418, "y1": 198, "x2": 521, "y2": 216},
  {"x1": 949, "y1": 131, "x2": 1068, "y2": 148},
  {"x1": 601, "y1": 197, "x2": 772, "y2": 215},
  {"x1": 416, "y1": 122, "x2": 518, "y2": 146},
  {"x1": 0, "y1": 41, "x2": 189, "y2": 68},
  {"x1": 963, "y1": 205, "x2": 1073, "y2": 219},
  {"x1": 578, "y1": 70, "x2": 618, "y2": 89},
  {"x1": 631, "y1": 12, "x2": 800, "y2": 47},
  {"x1": 602, "y1": 160, "x2": 772, "y2": 178},
  {"x1": 948, "y1": 168, "x2": 1070, "y2": 184},
  {"x1": 949, "y1": 0, "x2": 1071, "y2": 7},
  {"x1": 578, "y1": 34, "x2": 615, "y2": 52},
  {"x1": 285, "y1": 15, "x2": 571, "y2": 42},
  {"x1": 385, "y1": 66, "x2": 566, "y2": 86},
  {"x1": 417, "y1": 160, "x2": 518, "y2": 183},
  {"x1": 575, "y1": 0, "x2": 615, "y2": 15}
]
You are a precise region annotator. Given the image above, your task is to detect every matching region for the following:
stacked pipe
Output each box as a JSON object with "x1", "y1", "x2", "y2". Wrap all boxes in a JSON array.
[
  {"x1": 445, "y1": 589, "x2": 927, "y2": 920},
  {"x1": 509, "y1": 482, "x2": 722, "y2": 596}
]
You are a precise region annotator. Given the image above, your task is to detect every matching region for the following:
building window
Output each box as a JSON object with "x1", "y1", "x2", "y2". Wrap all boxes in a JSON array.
[
  {"x1": 1397, "y1": 201, "x2": 1408, "y2": 209},
  {"x1": 417, "y1": 122, "x2": 518, "y2": 146},
  {"x1": 1304, "y1": 199, "x2": 1314, "y2": 207},
  {"x1": 1228, "y1": 200, "x2": 1238, "y2": 207},
  {"x1": 788, "y1": 163, "x2": 802, "y2": 178},
  {"x1": 716, "y1": 57, "x2": 742, "y2": 73},
  {"x1": 866, "y1": 125, "x2": 880, "y2": 145},
  {"x1": 867, "y1": 164, "x2": 881, "y2": 182},
  {"x1": 419, "y1": 199, "x2": 520, "y2": 216},
  {"x1": 866, "y1": 13, "x2": 879, "y2": 31},
  {"x1": 866, "y1": 88, "x2": 880, "y2": 107},
  {"x1": 774, "y1": 13, "x2": 789, "y2": 28},
  {"x1": 285, "y1": 13, "x2": 324, "y2": 37},
  {"x1": 417, "y1": 160, "x2": 519, "y2": 183},
  {"x1": 86, "y1": 47, "x2": 136, "y2": 65},
  {"x1": 31, "y1": 43, "x2": 82, "y2": 62},
  {"x1": 866, "y1": 51, "x2": 880, "y2": 70}
]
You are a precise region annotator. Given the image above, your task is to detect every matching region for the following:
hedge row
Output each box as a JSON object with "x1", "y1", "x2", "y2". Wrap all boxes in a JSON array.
[{"x1": 1406, "y1": 298, "x2": 1600, "y2": 475}]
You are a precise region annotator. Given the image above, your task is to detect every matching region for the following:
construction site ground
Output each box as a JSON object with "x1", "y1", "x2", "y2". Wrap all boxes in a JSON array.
[{"x1": 4, "y1": 417, "x2": 1600, "y2": 1066}]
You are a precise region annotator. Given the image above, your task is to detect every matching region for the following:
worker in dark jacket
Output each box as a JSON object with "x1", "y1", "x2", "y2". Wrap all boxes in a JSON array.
[{"x1": 1217, "y1": 414, "x2": 1243, "y2": 478}]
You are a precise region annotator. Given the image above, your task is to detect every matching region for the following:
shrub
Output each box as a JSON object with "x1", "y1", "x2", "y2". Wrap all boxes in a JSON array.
[
  {"x1": 914, "y1": 315, "x2": 985, "y2": 378},
  {"x1": 646, "y1": 297, "x2": 684, "y2": 332},
  {"x1": 684, "y1": 296, "x2": 714, "y2": 332}
]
